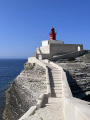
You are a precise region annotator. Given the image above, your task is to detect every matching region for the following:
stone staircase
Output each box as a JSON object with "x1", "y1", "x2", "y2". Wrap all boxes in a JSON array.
[
  {"x1": 27, "y1": 61, "x2": 64, "y2": 120},
  {"x1": 43, "y1": 61, "x2": 62, "y2": 98},
  {"x1": 50, "y1": 68, "x2": 62, "y2": 98}
]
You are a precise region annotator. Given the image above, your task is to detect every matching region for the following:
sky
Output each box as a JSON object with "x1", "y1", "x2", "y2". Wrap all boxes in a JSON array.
[{"x1": 0, "y1": 0, "x2": 90, "y2": 59}]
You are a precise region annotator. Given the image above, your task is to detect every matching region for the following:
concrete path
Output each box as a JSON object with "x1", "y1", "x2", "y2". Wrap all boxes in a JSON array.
[{"x1": 27, "y1": 61, "x2": 65, "y2": 120}]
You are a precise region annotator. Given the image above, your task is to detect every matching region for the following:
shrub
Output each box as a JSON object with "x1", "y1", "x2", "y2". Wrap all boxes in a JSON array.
[{"x1": 24, "y1": 62, "x2": 35, "y2": 70}]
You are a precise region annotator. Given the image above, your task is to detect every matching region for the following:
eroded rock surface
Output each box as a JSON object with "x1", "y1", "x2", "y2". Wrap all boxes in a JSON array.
[
  {"x1": 3, "y1": 62, "x2": 46, "y2": 120},
  {"x1": 55, "y1": 51, "x2": 90, "y2": 102}
]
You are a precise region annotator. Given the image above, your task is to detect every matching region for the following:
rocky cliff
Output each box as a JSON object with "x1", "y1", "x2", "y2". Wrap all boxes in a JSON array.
[
  {"x1": 55, "y1": 50, "x2": 90, "y2": 102},
  {"x1": 3, "y1": 62, "x2": 46, "y2": 120},
  {"x1": 4, "y1": 51, "x2": 90, "y2": 120}
]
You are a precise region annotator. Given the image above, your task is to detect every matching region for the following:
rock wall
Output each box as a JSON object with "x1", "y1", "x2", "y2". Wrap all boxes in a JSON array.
[
  {"x1": 55, "y1": 51, "x2": 90, "y2": 102},
  {"x1": 3, "y1": 62, "x2": 46, "y2": 120}
]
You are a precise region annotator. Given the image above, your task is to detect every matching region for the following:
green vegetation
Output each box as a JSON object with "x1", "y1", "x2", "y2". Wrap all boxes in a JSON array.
[
  {"x1": 29, "y1": 63, "x2": 35, "y2": 70},
  {"x1": 24, "y1": 62, "x2": 35, "y2": 70}
]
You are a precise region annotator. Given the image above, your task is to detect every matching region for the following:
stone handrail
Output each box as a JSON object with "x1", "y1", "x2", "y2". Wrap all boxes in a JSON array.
[
  {"x1": 19, "y1": 57, "x2": 51, "y2": 120},
  {"x1": 50, "y1": 61, "x2": 90, "y2": 120},
  {"x1": 46, "y1": 66, "x2": 51, "y2": 96}
]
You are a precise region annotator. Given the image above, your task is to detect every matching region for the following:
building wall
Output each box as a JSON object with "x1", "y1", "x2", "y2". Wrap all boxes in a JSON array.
[
  {"x1": 41, "y1": 40, "x2": 64, "y2": 47},
  {"x1": 35, "y1": 42, "x2": 83, "y2": 59},
  {"x1": 42, "y1": 40, "x2": 49, "y2": 46},
  {"x1": 38, "y1": 54, "x2": 52, "y2": 59},
  {"x1": 36, "y1": 45, "x2": 50, "y2": 54},
  {"x1": 50, "y1": 44, "x2": 83, "y2": 55}
]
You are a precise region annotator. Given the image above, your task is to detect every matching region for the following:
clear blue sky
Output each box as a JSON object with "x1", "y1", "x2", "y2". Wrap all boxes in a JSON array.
[{"x1": 0, "y1": 0, "x2": 90, "y2": 58}]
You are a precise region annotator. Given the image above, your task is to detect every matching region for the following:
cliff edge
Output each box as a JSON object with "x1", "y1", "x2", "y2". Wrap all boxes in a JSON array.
[{"x1": 3, "y1": 62, "x2": 46, "y2": 120}]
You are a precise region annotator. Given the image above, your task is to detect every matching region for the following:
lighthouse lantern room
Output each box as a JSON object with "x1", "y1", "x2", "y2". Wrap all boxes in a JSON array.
[{"x1": 49, "y1": 27, "x2": 56, "y2": 40}]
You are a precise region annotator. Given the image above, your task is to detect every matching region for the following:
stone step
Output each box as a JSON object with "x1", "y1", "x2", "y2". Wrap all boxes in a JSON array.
[
  {"x1": 51, "y1": 69, "x2": 61, "y2": 71},
  {"x1": 52, "y1": 82, "x2": 62, "y2": 84},
  {"x1": 51, "y1": 70, "x2": 61, "y2": 73},
  {"x1": 52, "y1": 83, "x2": 62, "y2": 89},
  {"x1": 52, "y1": 74, "x2": 61, "y2": 77},
  {"x1": 53, "y1": 87, "x2": 62, "y2": 90},
  {"x1": 51, "y1": 69, "x2": 60, "y2": 71},
  {"x1": 53, "y1": 86, "x2": 62, "y2": 90},
  {"x1": 54, "y1": 90, "x2": 62, "y2": 94},
  {"x1": 52, "y1": 87, "x2": 62, "y2": 91},
  {"x1": 53, "y1": 77, "x2": 62, "y2": 80},
  {"x1": 52, "y1": 77, "x2": 62, "y2": 79},
  {"x1": 53, "y1": 80, "x2": 62, "y2": 83},
  {"x1": 51, "y1": 69, "x2": 60, "y2": 72},
  {"x1": 55, "y1": 93, "x2": 62, "y2": 98},
  {"x1": 52, "y1": 85, "x2": 62, "y2": 89},
  {"x1": 52, "y1": 78, "x2": 62, "y2": 80},
  {"x1": 51, "y1": 85, "x2": 62, "y2": 88},
  {"x1": 52, "y1": 83, "x2": 62, "y2": 87},
  {"x1": 53, "y1": 79, "x2": 62, "y2": 81},
  {"x1": 52, "y1": 89, "x2": 62, "y2": 93},
  {"x1": 48, "y1": 98, "x2": 62, "y2": 103},
  {"x1": 52, "y1": 73, "x2": 61, "y2": 76},
  {"x1": 51, "y1": 84, "x2": 60, "y2": 87},
  {"x1": 52, "y1": 75, "x2": 61, "y2": 77},
  {"x1": 51, "y1": 70, "x2": 60, "y2": 72},
  {"x1": 53, "y1": 79, "x2": 62, "y2": 82}
]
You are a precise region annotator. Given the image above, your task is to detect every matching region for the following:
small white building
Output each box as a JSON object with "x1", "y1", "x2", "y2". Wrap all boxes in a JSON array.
[{"x1": 35, "y1": 27, "x2": 83, "y2": 59}]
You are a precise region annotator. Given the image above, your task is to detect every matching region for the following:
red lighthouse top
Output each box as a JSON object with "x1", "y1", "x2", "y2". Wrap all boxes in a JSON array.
[{"x1": 49, "y1": 27, "x2": 56, "y2": 40}]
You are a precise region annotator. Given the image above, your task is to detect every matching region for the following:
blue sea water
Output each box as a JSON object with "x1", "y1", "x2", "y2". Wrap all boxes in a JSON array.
[{"x1": 0, "y1": 59, "x2": 27, "y2": 120}]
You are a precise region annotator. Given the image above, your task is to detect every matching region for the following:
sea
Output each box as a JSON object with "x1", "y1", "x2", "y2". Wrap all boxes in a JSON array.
[{"x1": 0, "y1": 59, "x2": 27, "y2": 120}]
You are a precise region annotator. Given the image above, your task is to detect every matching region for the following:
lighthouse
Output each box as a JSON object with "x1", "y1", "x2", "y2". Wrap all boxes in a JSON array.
[
  {"x1": 49, "y1": 27, "x2": 56, "y2": 40},
  {"x1": 35, "y1": 27, "x2": 83, "y2": 60}
]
